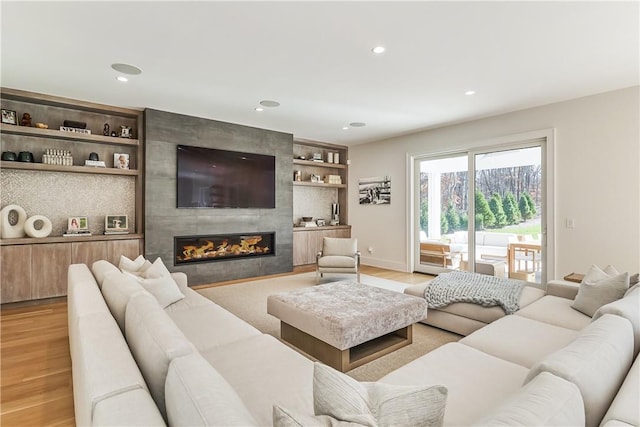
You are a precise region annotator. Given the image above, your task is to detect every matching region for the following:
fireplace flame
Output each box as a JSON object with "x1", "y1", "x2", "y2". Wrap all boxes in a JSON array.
[{"x1": 178, "y1": 235, "x2": 270, "y2": 262}]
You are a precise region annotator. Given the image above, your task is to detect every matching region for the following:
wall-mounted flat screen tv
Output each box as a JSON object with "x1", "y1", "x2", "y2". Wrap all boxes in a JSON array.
[{"x1": 177, "y1": 145, "x2": 276, "y2": 208}]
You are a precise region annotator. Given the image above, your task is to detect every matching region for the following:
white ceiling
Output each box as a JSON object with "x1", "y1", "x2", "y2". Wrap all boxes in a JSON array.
[{"x1": 1, "y1": 1, "x2": 638, "y2": 146}]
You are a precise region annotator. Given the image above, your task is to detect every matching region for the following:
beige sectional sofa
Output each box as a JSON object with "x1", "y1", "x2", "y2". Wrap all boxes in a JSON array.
[{"x1": 68, "y1": 259, "x2": 639, "y2": 426}]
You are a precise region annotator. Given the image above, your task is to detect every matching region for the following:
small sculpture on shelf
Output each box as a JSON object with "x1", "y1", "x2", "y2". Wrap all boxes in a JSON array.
[
  {"x1": 103, "y1": 123, "x2": 110, "y2": 136},
  {"x1": 20, "y1": 112, "x2": 32, "y2": 127}
]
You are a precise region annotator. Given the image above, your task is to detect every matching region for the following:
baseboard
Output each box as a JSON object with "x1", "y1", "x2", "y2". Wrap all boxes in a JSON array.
[{"x1": 361, "y1": 256, "x2": 408, "y2": 272}]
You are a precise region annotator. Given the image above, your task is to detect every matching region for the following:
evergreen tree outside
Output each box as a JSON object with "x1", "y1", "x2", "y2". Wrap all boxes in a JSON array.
[
  {"x1": 475, "y1": 190, "x2": 495, "y2": 228},
  {"x1": 519, "y1": 193, "x2": 532, "y2": 220},
  {"x1": 503, "y1": 192, "x2": 521, "y2": 224},
  {"x1": 440, "y1": 214, "x2": 449, "y2": 234},
  {"x1": 489, "y1": 193, "x2": 507, "y2": 227},
  {"x1": 475, "y1": 213, "x2": 484, "y2": 230},
  {"x1": 445, "y1": 203, "x2": 461, "y2": 231},
  {"x1": 524, "y1": 192, "x2": 537, "y2": 216},
  {"x1": 420, "y1": 198, "x2": 429, "y2": 233},
  {"x1": 459, "y1": 213, "x2": 469, "y2": 230}
]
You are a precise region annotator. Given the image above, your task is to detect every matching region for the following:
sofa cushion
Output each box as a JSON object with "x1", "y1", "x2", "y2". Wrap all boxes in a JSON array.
[
  {"x1": 200, "y1": 334, "x2": 315, "y2": 426},
  {"x1": 516, "y1": 295, "x2": 591, "y2": 330},
  {"x1": 593, "y1": 287, "x2": 640, "y2": 357},
  {"x1": 71, "y1": 311, "x2": 150, "y2": 427},
  {"x1": 525, "y1": 314, "x2": 634, "y2": 427},
  {"x1": 165, "y1": 352, "x2": 257, "y2": 426},
  {"x1": 166, "y1": 300, "x2": 261, "y2": 352},
  {"x1": 599, "y1": 354, "x2": 640, "y2": 427},
  {"x1": 474, "y1": 372, "x2": 584, "y2": 426},
  {"x1": 92, "y1": 388, "x2": 165, "y2": 426},
  {"x1": 91, "y1": 259, "x2": 121, "y2": 288},
  {"x1": 67, "y1": 264, "x2": 110, "y2": 351},
  {"x1": 460, "y1": 315, "x2": 579, "y2": 368},
  {"x1": 318, "y1": 255, "x2": 357, "y2": 268},
  {"x1": 125, "y1": 292, "x2": 195, "y2": 420},
  {"x1": 314, "y1": 362, "x2": 447, "y2": 427},
  {"x1": 571, "y1": 271, "x2": 629, "y2": 317},
  {"x1": 380, "y1": 343, "x2": 529, "y2": 426},
  {"x1": 101, "y1": 272, "x2": 149, "y2": 332},
  {"x1": 139, "y1": 275, "x2": 184, "y2": 308}
]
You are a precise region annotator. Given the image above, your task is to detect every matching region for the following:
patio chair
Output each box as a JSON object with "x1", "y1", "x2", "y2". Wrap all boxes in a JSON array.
[{"x1": 316, "y1": 237, "x2": 360, "y2": 283}]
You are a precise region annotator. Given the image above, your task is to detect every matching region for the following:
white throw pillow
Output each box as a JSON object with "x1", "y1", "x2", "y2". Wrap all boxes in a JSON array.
[
  {"x1": 572, "y1": 271, "x2": 629, "y2": 317},
  {"x1": 139, "y1": 275, "x2": 184, "y2": 308},
  {"x1": 273, "y1": 405, "x2": 363, "y2": 427},
  {"x1": 313, "y1": 363, "x2": 447, "y2": 427},
  {"x1": 143, "y1": 257, "x2": 173, "y2": 279},
  {"x1": 119, "y1": 254, "x2": 146, "y2": 272}
]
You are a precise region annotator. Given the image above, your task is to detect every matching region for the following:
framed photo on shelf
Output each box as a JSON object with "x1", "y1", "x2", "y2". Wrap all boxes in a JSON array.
[
  {"x1": 68, "y1": 216, "x2": 88, "y2": 231},
  {"x1": 105, "y1": 215, "x2": 128, "y2": 233},
  {"x1": 114, "y1": 153, "x2": 130, "y2": 169},
  {"x1": 1, "y1": 109, "x2": 17, "y2": 125}
]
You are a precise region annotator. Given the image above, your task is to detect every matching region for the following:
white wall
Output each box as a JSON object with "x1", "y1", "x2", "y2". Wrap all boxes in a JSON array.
[{"x1": 349, "y1": 86, "x2": 640, "y2": 278}]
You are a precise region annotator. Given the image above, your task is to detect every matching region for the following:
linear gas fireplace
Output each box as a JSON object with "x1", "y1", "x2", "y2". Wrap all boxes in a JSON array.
[{"x1": 175, "y1": 232, "x2": 275, "y2": 265}]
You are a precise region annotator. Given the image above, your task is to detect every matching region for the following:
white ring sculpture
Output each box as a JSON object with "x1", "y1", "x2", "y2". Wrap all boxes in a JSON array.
[
  {"x1": 1, "y1": 204, "x2": 27, "y2": 238},
  {"x1": 24, "y1": 215, "x2": 53, "y2": 238}
]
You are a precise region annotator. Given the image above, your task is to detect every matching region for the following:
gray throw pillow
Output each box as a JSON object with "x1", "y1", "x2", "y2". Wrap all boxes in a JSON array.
[
  {"x1": 313, "y1": 363, "x2": 447, "y2": 427},
  {"x1": 572, "y1": 271, "x2": 629, "y2": 317}
]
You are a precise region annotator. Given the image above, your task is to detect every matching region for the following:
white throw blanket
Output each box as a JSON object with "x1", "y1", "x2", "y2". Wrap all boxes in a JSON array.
[{"x1": 424, "y1": 271, "x2": 526, "y2": 314}]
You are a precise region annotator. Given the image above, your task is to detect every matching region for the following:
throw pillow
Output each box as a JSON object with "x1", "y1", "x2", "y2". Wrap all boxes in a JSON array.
[
  {"x1": 581, "y1": 264, "x2": 612, "y2": 284},
  {"x1": 139, "y1": 274, "x2": 184, "y2": 308},
  {"x1": 143, "y1": 257, "x2": 173, "y2": 279},
  {"x1": 119, "y1": 254, "x2": 146, "y2": 272},
  {"x1": 273, "y1": 405, "x2": 363, "y2": 427},
  {"x1": 572, "y1": 272, "x2": 629, "y2": 317},
  {"x1": 313, "y1": 363, "x2": 447, "y2": 427}
]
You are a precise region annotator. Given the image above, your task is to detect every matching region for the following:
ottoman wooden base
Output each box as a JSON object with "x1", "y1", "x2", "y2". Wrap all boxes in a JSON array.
[{"x1": 281, "y1": 321, "x2": 413, "y2": 372}]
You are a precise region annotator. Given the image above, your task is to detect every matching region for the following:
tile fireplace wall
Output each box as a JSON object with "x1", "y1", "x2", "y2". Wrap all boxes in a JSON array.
[{"x1": 144, "y1": 109, "x2": 293, "y2": 285}]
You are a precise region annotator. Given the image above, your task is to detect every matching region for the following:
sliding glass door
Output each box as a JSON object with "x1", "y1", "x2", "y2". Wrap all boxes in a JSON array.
[{"x1": 413, "y1": 141, "x2": 547, "y2": 284}]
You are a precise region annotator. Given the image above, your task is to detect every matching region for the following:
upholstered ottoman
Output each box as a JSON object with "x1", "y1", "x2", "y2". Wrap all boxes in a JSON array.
[{"x1": 267, "y1": 281, "x2": 428, "y2": 372}]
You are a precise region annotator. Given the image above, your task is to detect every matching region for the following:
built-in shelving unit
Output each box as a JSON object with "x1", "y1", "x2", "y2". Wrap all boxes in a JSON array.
[{"x1": 0, "y1": 87, "x2": 144, "y2": 303}]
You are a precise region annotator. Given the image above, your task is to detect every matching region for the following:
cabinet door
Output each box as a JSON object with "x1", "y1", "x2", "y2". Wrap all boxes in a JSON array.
[
  {"x1": 32, "y1": 243, "x2": 71, "y2": 299},
  {"x1": 72, "y1": 241, "x2": 108, "y2": 267},
  {"x1": 292, "y1": 232, "x2": 309, "y2": 266},
  {"x1": 1, "y1": 245, "x2": 32, "y2": 303},
  {"x1": 308, "y1": 230, "x2": 324, "y2": 264},
  {"x1": 107, "y1": 239, "x2": 141, "y2": 266}
]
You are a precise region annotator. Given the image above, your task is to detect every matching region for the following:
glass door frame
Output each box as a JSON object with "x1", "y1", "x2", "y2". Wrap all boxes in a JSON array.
[{"x1": 408, "y1": 129, "x2": 555, "y2": 283}]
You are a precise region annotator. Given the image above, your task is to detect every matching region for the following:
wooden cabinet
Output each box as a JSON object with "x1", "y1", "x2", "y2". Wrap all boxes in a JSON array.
[
  {"x1": 0, "y1": 88, "x2": 145, "y2": 303},
  {"x1": 293, "y1": 226, "x2": 351, "y2": 266}
]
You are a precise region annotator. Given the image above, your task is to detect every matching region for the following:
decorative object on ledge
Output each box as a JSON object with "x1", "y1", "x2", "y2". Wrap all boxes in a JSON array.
[
  {"x1": 60, "y1": 126, "x2": 91, "y2": 135},
  {"x1": 17, "y1": 151, "x2": 34, "y2": 162},
  {"x1": 63, "y1": 120, "x2": 86, "y2": 129},
  {"x1": 105, "y1": 215, "x2": 129, "y2": 235},
  {"x1": 20, "y1": 112, "x2": 32, "y2": 127},
  {"x1": 175, "y1": 232, "x2": 275, "y2": 265},
  {"x1": 119, "y1": 125, "x2": 132, "y2": 138},
  {"x1": 44, "y1": 148, "x2": 73, "y2": 166},
  {"x1": 1, "y1": 109, "x2": 17, "y2": 125},
  {"x1": 24, "y1": 215, "x2": 53, "y2": 238},
  {"x1": 2, "y1": 151, "x2": 16, "y2": 161},
  {"x1": 34, "y1": 122, "x2": 48, "y2": 129},
  {"x1": 0, "y1": 204, "x2": 27, "y2": 238},
  {"x1": 65, "y1": 216, "x2": 90, "y2": 236},
  {"x1": 359, "y1": 176, "x2": 391, "y2": 205},
  {"x1": 85, "y1": 152, "x2": 105, "y2": 167},
  {"x1": 114, "y1": 153, "x2": 129, "y2": 169},
  {"x1": 103, "y1": 123, "x2": 110, "y2": 136}
]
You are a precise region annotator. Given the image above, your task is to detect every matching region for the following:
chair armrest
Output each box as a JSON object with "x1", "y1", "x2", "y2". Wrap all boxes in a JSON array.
[
  {"x1": 546, "y1": 280, "x2": 580, "y2": 300},
  {"x1": 355, "y1": 251, "x2": 361, "y2": 268}
]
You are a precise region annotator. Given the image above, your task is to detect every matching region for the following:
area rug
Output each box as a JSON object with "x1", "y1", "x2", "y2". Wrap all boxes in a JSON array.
[{"x1": 197, "y1": 272, "x2": 460, "y2": 381}]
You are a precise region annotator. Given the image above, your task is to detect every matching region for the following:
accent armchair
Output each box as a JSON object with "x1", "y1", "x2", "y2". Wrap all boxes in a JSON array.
[{"x1": 316, "y1": 237, "x2": 360, "y2": 283}]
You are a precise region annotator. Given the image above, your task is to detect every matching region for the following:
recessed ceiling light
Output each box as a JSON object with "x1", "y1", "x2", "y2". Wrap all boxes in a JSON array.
[
  {"x1": 342, "y1": 126, "x2": 349, "y2": 131},
  {"x1": 259, "y1": 100, "x2": 280, "y2": 107},
  {"x1": 254, "y1": 107, "x2": 264, "y2": 112},
  {"x1": 350, "y1": 122, "x2": 366, "y2": 127},
  {"x1": 372, "y1": 46, "x2": 385, "y2": 54},
  {"x1": 465, "y1": 90, "x2": 476, "y2": 95},
  {"x1": 116, "y1": 76, "x2": 128, "y2": 82},
  {"x1": 111, "y1": 63, "x2": 142, "y2": 75}
]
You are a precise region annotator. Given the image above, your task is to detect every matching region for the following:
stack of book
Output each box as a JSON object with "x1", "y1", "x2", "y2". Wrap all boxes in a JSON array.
[
  {"x1": 63, "y1": 230, "x2": 92, "y2": 237},
  {"x1": 325, "y1": 175, "x2": 342, "y2": 185}
]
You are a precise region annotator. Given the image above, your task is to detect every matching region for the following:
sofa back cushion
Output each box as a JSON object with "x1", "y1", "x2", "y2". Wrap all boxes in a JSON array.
[
  {"x1": 322, "y1": 237, "x2": 357, "y2": 256},
  {"x1": 165, "y1": 352, "x2": 257, "y2": 426},
  {"x1": 571, "y1": 272, "x2": 629, "y2": 317},
  {"x1": 593, "y1": 287, "x2": 640, "y2": 358},
  {"x1": 125, "y1": 292, "x2": 195, "y2": 420},
  {"x1": 525, "y1": 314, "x2": 633, "y2": 427},
  {"x1": 474, "y1": 372, "x2": 584, "y2": 426},
  {"x1": 102, "y1": 272, "x2": 149, "y2": 332},
  {"x1": 91, "y1": 260, "x2": 120, "y2": 289}
]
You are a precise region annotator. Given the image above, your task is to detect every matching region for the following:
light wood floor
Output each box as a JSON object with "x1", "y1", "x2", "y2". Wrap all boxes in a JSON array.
[{"x1": 0, "y1": 265, "x2": 431, "y2": 426}]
